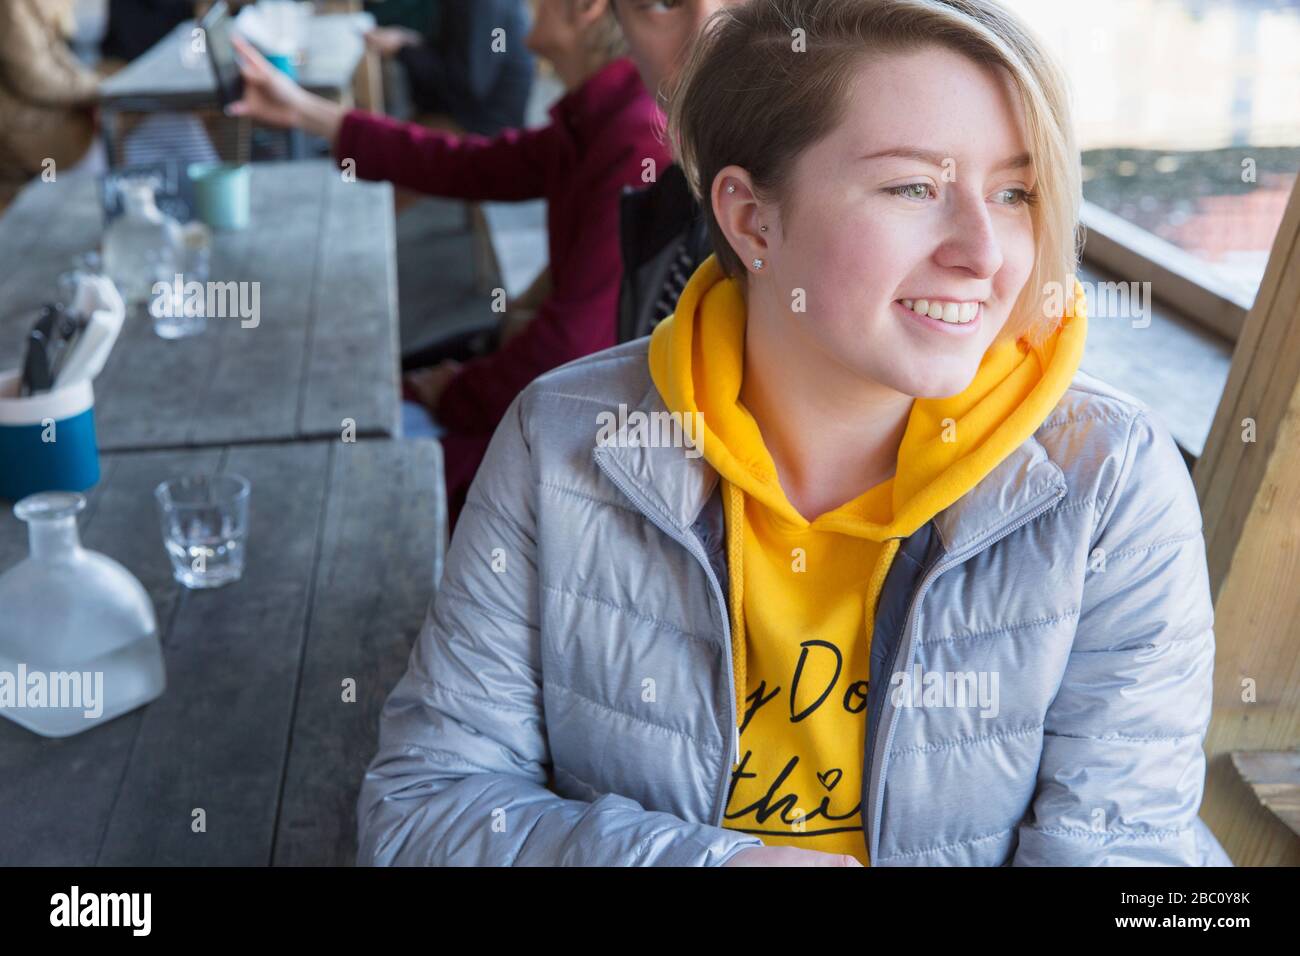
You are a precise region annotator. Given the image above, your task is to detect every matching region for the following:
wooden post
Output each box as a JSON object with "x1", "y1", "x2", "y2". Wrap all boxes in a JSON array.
[{"x1": 1193, "y1": 172, "x2": 1300, "y2": 866}]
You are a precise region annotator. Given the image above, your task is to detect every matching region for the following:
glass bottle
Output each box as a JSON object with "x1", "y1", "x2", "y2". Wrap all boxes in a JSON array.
[
  {"x1": 101, "y1": 180, "x2": 183, "y2": 310},
  {"x1": 0, "y1": 492, "x2": 166, "y2": 737}
]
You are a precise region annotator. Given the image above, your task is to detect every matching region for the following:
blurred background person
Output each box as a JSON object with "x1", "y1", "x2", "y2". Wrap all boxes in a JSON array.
[
  {"x1": 365, "y1": 0, "x2": 536, "y2": 136},
  {"x1": 364, "y1": 0, "x2": 433, "y2": 33},
  {"x1": 100, "y1": 0, "x2": 195, "y2": 68},
  {"x1": 0, "y1": 0, "x2": 102, "y2": 212},
  {"x1": 610, "y1": 0, "x2": 749, "y2": 346},
  {"x1": 228, "y1": 0, "x2": 670, "y2": 530}
]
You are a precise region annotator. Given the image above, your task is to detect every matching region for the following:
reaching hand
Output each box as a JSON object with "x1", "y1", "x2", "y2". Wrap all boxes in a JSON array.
[
  {"x1": 226, "y1": 33, "x2": 310, "y2": 128},
  {"x1": 722, "y1": 846, "x2": 865, "y2": 867},
  {"x1": 226, "y1": 34, "x2": 346, "y2": 144}
]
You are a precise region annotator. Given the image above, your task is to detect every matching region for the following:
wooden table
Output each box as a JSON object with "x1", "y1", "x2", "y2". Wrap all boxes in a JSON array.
[
  {"x1": 98, "y1": 13, "x2": 374, "y2": 111},
  {"x1": 0, "y1": 438, "x2": 446, "y2": 865},
  {"x1": 0, "y1": 161, "x2": 401, "y2": 450}
]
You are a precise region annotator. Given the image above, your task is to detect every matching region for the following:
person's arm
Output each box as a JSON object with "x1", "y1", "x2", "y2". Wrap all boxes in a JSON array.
[
  {"x1": 228, "y1": 34, "x2": 553, "y2": 202},
  {"x1": 334, "y1": 109, "x2": 553, "y2": 201},
  {"x1": 1011, "y1": 411, "x2": 1220, "y2": 866},
  {"x1": 355, "y1": 389, "x2": 767, "y2": 866},
  {"x1": 0, "y1": 0, "x2": 100, "y2": 107}
]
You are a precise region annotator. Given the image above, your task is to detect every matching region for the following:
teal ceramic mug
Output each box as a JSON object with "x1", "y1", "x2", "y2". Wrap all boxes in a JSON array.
[{"x1": 188, "y1": 162, "x2": 251, "y2": 231}]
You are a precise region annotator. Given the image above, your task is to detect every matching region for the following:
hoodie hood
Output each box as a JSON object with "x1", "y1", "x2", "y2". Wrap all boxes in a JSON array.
[
  {"x1": 649, "y1": 253, "x2": 1088, "y2": 539},
  {"x1": 648, "y1": 253, "x2": 1087, "y2": 726}
]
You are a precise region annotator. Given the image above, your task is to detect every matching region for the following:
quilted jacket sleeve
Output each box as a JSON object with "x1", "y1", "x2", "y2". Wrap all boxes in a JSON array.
[
  {"x1": 356, "y1": 386, "x2": 766, "y2": 866},
  {"x1": 1012, "y1": 410, "x2": 1232, "y2": 866}
]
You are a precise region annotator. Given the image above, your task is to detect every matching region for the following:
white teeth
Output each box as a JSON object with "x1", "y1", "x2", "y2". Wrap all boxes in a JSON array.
[{"x1": 898, "y1": 298, "x2": 980, "y2": 324}]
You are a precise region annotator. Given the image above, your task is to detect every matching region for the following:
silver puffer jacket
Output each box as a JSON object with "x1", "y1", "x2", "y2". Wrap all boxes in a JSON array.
[{"x1": 357, "y1": 337, "x2": 1233, "y2": 866}]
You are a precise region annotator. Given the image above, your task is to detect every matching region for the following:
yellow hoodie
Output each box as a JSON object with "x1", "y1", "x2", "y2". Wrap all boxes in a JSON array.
[{"x1": 648, "y1": 254, "x2": 1087, "y2": 865}]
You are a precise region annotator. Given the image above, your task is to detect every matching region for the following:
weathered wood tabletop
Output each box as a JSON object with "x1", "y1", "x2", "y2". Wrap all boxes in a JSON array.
[
  {"x1": 0, "y1": 437, "x2": 445, "y2": 865},
  {"x1": 98, "y1": 13, "x2": 373, "y2": 109},
  {"x1": 0, "y1": 161, "x2": 401, "y2": 450}
]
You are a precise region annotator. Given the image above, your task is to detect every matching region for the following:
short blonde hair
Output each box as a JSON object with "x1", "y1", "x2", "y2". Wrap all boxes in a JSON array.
[{"x1": 667, "y1": 0, "x2": 1082, "y2": 351}]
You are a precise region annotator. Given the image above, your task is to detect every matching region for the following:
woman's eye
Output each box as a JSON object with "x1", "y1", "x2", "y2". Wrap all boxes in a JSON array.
[
  {"x1": 887, "y1": 183, "x2": 933, "y2": 201},
  {"x1": 994, "y1": 188, "x2": 1030, "y2": 205}
]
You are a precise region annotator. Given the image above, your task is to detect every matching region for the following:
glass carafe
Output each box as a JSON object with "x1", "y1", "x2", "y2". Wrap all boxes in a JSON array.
[
  {"x1": 101, "y1": 180, "x2": 183, "y2": 309},
  {"x1": 0, "y1": 492, "x2": 165, "y2": 737}
]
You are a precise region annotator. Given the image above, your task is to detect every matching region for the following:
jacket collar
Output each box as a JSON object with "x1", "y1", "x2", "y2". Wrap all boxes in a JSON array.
[{"x1": 593, "y1": 376, "x2": 1067, "y2": 552}]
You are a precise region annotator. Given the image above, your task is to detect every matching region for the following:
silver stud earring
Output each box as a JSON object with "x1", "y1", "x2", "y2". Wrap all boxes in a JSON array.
[
  {"x1": 752, "y1": 258, "x2": 765, "y2": 270},
  {"x1": 760, "y1": 225, "x2": 768, "y2": 232},
  {"x1": 726, "y1": 183, "x2": 736, "y2": 193}
]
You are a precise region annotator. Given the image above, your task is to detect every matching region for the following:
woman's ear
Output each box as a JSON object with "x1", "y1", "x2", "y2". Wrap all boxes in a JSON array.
[{"x1": 711, "y1": 165, "x2": 771, "y2": 273}]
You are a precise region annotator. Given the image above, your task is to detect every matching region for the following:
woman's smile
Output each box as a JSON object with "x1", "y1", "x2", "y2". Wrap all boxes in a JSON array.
[{"x1": 892, "y1": 297, "x2": 983, "y2": 336}]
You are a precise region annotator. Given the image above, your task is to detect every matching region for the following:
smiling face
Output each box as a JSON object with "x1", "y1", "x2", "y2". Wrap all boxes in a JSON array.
[
  {"x1": 612, "y1": 0, "x2": 748, "y2": 97},
  {"x1": 734, "y1": 44, "x2": 1039, "y2": 400}
]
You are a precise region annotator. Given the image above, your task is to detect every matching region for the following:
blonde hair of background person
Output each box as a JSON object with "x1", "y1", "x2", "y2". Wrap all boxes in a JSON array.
[{"x1": 610, "y1": 0, "x2": 749, "y2": 122}]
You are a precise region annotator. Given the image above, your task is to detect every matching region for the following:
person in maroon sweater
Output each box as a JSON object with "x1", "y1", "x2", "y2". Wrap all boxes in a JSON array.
[{"x1": 229, "y1": 1, "x2": 671, "y2": 529}]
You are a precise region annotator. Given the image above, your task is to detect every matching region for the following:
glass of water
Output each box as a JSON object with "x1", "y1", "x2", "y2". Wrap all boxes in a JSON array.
[
  {"x1": 150, "y1": 222, "x2": 211, "y2": 340},
  {"x1": 153, "y1": 473, "x2": 250, "y2": 589}
]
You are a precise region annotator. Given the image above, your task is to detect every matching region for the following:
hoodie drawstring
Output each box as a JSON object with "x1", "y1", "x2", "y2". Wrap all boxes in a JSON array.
[{"x1": 723, "y1": 478, "x2": 747, "y2": 732}]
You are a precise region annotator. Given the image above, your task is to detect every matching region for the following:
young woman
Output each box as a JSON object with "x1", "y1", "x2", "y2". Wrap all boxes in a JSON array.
[
  {"x1": 357, "y1": 0, "x2": 1232, "y2": 867},
  {"x1": 228, "y1": 0, "x2": 671, "y2": 529}
]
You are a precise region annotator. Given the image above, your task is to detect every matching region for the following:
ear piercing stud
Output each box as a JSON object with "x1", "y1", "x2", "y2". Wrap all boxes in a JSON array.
[
  {"x1": 726, "y1": 183, "x2": 736, "y2": 193},
  {"x1": 752, "y1": 258, "x2": 765, "y2": 270},
  {"x1": 760, "y1": 225, "x2": 767, "y2": 232}
]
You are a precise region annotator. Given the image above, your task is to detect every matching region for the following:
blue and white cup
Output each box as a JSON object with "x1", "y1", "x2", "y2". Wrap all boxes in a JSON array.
[{"x1": 0, "y1": 369, "x2": 100, "y2": 502}]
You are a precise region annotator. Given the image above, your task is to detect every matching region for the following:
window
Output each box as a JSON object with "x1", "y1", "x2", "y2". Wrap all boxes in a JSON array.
[{"x1": 1001, "y1": 0, "x2": 1300, "y2": 313}]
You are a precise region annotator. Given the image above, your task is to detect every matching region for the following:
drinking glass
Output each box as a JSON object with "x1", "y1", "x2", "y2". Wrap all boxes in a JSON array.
[
  {"x1": 150, "y1": 222, "x2": 211, "y2": 339},
  {"x1": 154, "y1": 473, "x2": 250, "y2": 588}
]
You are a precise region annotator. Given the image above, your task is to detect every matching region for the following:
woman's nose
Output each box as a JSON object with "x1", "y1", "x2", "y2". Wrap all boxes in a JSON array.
[{"x1": 933, "y1": 190, "x2": 1004, "y2": 279}]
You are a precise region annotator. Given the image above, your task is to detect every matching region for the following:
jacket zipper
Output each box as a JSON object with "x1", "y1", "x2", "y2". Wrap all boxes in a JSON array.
[
  {"x1": 593, "y1": 456, "x2": 740, "y2": 827},
  {"x1": 865, "y1": 481, "x2": 1066, "y2": 863}
]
